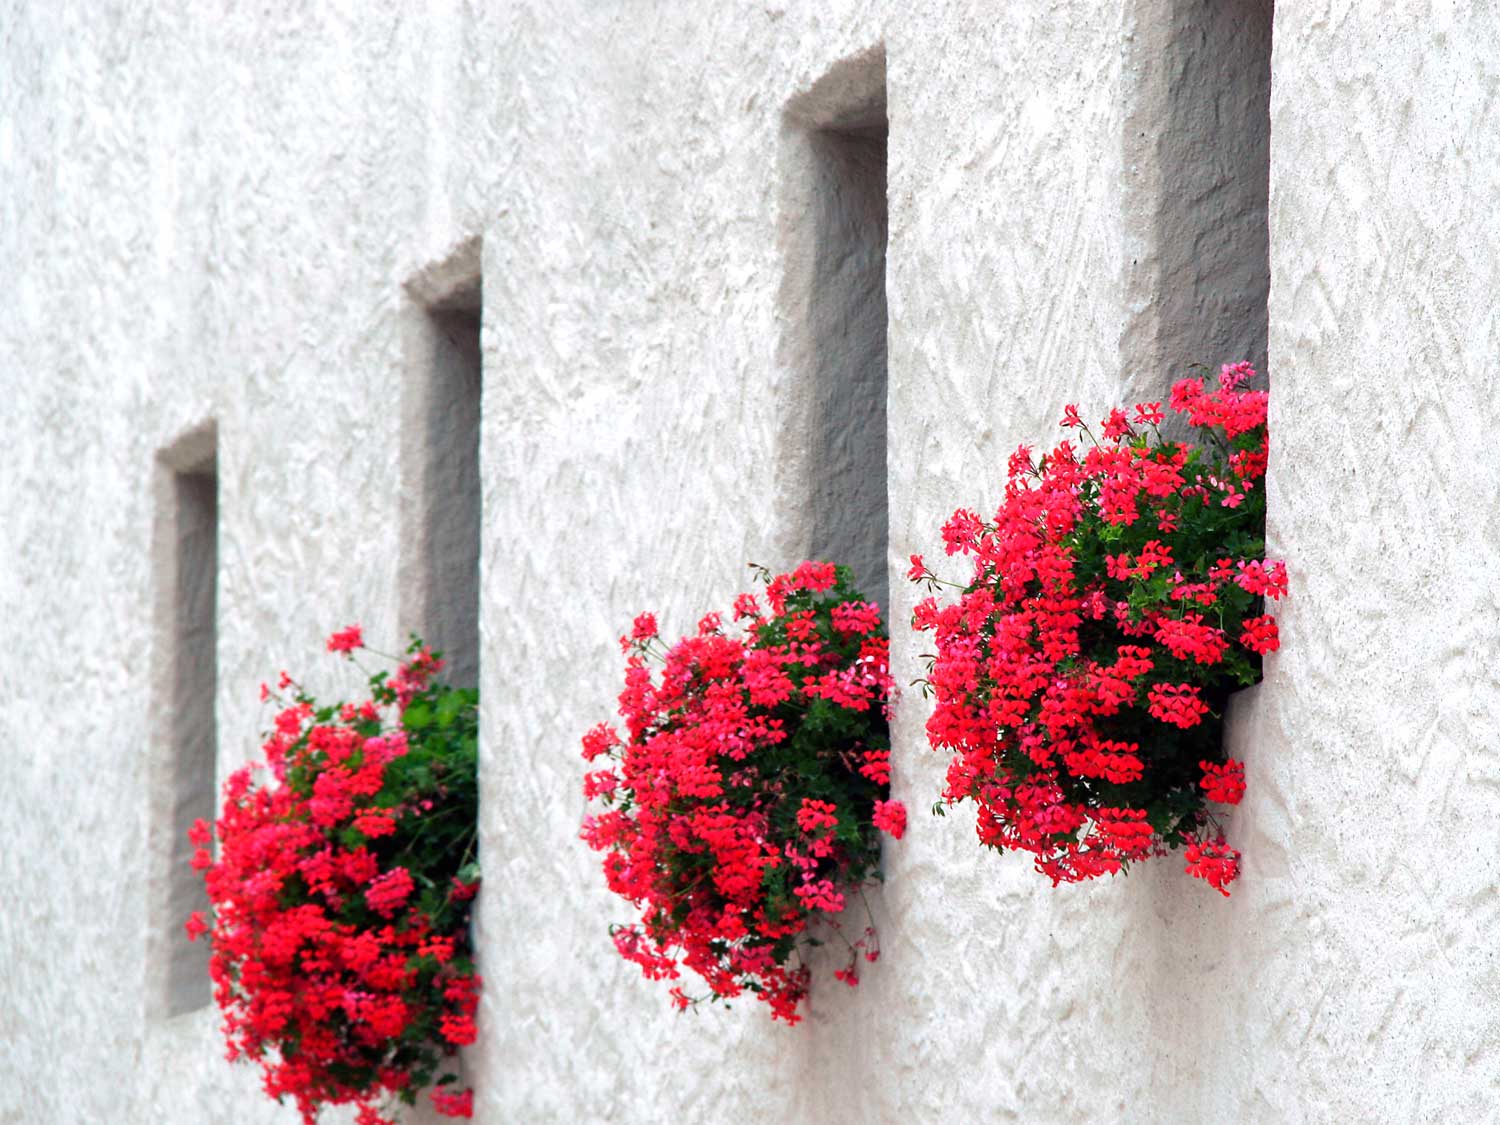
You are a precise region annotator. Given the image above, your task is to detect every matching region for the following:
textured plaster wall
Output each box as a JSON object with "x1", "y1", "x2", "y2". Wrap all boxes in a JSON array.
[{"x1": 1, "y1": 3, "x2": 1496, "y2": 1124}]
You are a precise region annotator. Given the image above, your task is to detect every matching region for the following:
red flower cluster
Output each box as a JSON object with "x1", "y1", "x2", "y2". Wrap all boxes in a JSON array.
[
  {"x1": 913, "y1": 363, "x2": 1284, "y2": 895},
  {"x1": 190, "y1": 630, "x2": 481, "y2": 1123},
  {"x1": 583, "y1": 562, "x2": 901, "y2": 1023}
]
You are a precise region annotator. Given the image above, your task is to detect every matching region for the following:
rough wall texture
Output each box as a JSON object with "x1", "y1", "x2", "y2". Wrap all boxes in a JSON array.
[{"x1": 1, "y1": 2, "x2": 1496, "y2": 1124}]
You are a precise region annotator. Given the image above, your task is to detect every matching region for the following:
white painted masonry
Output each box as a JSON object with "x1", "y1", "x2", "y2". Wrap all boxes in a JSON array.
[{"x1": 1, "y1": 3, "x2": 1496, "y2": 1123}]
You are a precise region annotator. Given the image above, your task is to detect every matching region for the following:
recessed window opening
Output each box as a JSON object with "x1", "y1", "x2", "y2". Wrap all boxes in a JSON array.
[
  {"x1": 403, "y1": 242, "x2": 483, "y2": 688},
  {"x1": 786, "y1": 50, "x2": 889, "y2": 608},
  {"x1": 1127, "y1": 0, "x2": 1273, "y2": 386},
  {"x1": 153, "y1": 427, "x2": 218, "y2": 1017}
]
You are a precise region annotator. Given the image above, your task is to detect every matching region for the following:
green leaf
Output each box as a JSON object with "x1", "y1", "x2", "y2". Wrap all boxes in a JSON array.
[{"x1": 436, "y1": 691, "x2": 465, "y2": 729}]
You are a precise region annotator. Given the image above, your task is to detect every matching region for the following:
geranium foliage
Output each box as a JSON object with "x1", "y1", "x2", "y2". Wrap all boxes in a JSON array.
[
  {"x1": 582, "y1": 562, "x2": 903, "y2": 1023},
  {"x1": 188, "y1": 628, "x2": 480, "y2": 1124},
  {"x1": 911, "y1": 363, "x2": 1284, "y2": 895}
]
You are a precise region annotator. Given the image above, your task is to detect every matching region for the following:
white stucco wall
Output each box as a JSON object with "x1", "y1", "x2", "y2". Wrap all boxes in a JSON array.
[{"x1": 1, "y1": 3, "x2": 1496, "y2": 1123}]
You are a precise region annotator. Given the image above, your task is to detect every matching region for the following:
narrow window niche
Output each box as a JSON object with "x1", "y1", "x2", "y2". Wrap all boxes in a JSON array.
[
  {"x1": 148, "y1": 423, "x2": 218, "y2": 1018},
  {"x1": 401, "y1": 237, "x2": 483, "y2": 688},
  {"x1": 1123, "y1": 0, "x2": 1273, "y2": 385},
  {"x1": 778, "y1": 47, "x2": 889, "y2": 609}
]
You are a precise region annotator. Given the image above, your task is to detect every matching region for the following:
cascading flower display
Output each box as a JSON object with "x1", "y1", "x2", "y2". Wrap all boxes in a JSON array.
[
  {"x1": 582, "y1": 562, "x2": 901, "y2": 1023},
  {"x1": 911, "y1": 363, "x2": 1284, "y2": 896},
  {"x1": 188, "y1": 629, "x2": 481, "y2": 1124}
]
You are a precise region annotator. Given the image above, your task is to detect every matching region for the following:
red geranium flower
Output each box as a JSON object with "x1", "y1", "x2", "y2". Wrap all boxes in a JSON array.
[
  {"x1": 584, "y1": 563, "x2": 901, "y2": 1023},
  {"x1": 913, "y1": 363, "x2": 1283, "y2": 895},
  {"x1": 192, "y1": 634, "x2": 480, "y2": 1123}
]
